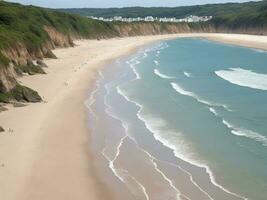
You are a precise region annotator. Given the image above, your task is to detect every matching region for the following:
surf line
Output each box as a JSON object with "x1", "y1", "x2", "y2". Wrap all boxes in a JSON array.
[
  {"x1": 101, "y1": 78, "x2": 150, "y2": 200},
  {"x1": 126, "y1": 51, "x2": 247, "y2": 200},
  {"x1": 85, "y1": 70, "x2": 103, "y2": 120},
  {"x1": 116, "y1": 87, "x2": 195, "y2": 200},
  {"x1": 209, "y1": 107, "x2": 267, "y2": 147},
  {"x1": 118, "y1": 73, "x2": 247, "y2": 200},
  {"x1": 103, "y1": 77, "x2": 191, "y2": 200},
  {"x1": 171, "y1": 82, "x2": 232, "y2": 112}
]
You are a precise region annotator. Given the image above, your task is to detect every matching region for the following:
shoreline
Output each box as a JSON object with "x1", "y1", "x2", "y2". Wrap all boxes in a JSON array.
[{"x1": 0, "y1": 33, "x2": 267, "y2": 200}]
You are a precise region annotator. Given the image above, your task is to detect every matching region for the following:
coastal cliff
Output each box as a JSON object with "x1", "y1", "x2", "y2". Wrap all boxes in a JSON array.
[
  {"x1": 0, "y1": 27, "x2": 74, "y2": 102},
  {"x1": 0, "y1": 1, "x2": 265, "y2": 103},
  {"x1": 0, "y1": 1, "x2": 118, "y2": 103},
  {"x1": 0, "y1": 2, "x2": 212, "y2": 104},
  {"x1": 113, "y1": 22, "x2": 214, "y2": 36}
]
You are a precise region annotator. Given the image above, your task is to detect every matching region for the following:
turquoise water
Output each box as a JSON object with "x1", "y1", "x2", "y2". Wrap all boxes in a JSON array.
[{"x1": 89, "y1": 38, "x2": 267, "y2": 200}]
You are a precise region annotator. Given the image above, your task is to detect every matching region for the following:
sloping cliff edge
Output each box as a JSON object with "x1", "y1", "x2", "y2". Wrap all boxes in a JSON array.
[{"x1": 0, "y1": 18, "x2": 213, "y2": 103}]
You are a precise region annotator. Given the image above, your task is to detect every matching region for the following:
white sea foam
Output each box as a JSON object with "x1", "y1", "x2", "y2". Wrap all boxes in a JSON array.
[
  {"x1": 222, "y1": 120, "x2": 232, "y2": 129},
  {"x1": 215, "y1": 68, "x2": 267, "y2": 91},
  {"x1": 143, "y1": 52, "x2": 148, "y2": 58},
  {"x1": 209, "y1": 107, "x2": 219, "y2": 116},
  {"x1": 117, "y1": 87, "x2": 191, "y2": 200},
  {"x1": 144, "y1": 42, "x2": 167, "y2": 54},
  {"x1": 208, "y1": 107, "x2": 267, "y2": 147},
  {"x1": 130, "y1": 65, "x2": 141, "y2": 80},
  {"x1": 142, "y1": 42, "x2": 168, "y2": 58},
  {"x1": 253, "y1": 48, "x2": 267, "y2": 53},
  {"x1": 126, "y1": 58, "x2": 141, "y2": 80},
  {"x1": 222, "y1": 120, "x2": 267, "y2": 146},
  {"x1": 116, "y1": 86, "x2": 247, "y2": 200},
  {"x1": 159, "y1": 159, "x2": 214, "y2": 200},
  {"x1": 101, "y1": 47, "x2": 245, "y2": 200},
  {"x1": 84, "y1": 70, "x2": 103, "y2": 119},
  {"x1": 171, "y1": 82, "x2": 232, "y2": 112},
  {"x1": 183, "y1": 71, "x2": 192, "y2": 78},
  {"x1": 106, "y1": 46, "x2": 247, "y2": 200},
  {"x1": 102, "y1": 82, "x2": 151, "y2": 200},
  {"x1": 154, "y1": 69, "x2": 174, "y2": 79},
  {"x1": 153, "y1": 60, "x2": 159, "y2": 66},
  {"x1": 101, "y1": 138, "x2": 150, "y2": 200},
  {"x1": 104, "y1": 83, "x2": 182, "y2": 199}
]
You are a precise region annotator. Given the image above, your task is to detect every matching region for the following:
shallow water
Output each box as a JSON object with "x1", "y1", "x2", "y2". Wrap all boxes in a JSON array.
[{"x1": 87, "y1": 38, "x2": 267, "y2": 200}]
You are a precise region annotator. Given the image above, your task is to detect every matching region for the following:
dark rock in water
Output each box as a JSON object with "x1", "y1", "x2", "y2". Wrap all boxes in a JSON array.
[
  {"x1": 37, "y1": 59, "x2": 48, "y2": 68},
  {"x1": 10, "y1": 85, "x2": 42, "y2": 103},
  {"x1": 0, "y1": 126, "x2": 4, "y2": 132}
]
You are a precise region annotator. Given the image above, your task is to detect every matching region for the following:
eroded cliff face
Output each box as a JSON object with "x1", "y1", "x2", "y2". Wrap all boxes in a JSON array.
[
  {"x1": 0, "y1": 65, "x2": 17, "y2": 93},
  {"x1": 44, "y1": 26, "x2": 76, "y2": 48},
  {"x1": 114, "y1": 23, "x2": 191, "y2": 36},
  {"x1": 113, "y1": 22, "x2": 216, "y2": 36},
  {"x1": 0, "y1": 22, "x2": 264, "y2": 102},
  {"x1": 0, "y1": 26, "x2": 76, "y2": 98},
  {"x1": 2, "y1": 27, "x2": 75, "y2": 67}
]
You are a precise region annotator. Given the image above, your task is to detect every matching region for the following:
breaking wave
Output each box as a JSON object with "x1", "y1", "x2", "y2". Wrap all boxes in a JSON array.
[{"x1": 215, "y1": 68, "x2": 267, "y2": 91}]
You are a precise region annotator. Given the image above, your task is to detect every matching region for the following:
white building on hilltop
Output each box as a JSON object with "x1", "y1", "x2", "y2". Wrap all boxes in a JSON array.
[
  {"x1": 88, "y1": 15, "x2": 212, "y2": 23},
  {"x1": 144, "y1": 16, "x2": 154, "y2": 22}
]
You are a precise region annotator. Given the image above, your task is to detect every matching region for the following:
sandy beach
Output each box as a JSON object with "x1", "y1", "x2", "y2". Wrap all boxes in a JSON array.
[{"x1": 0, "y1": 33, "x2": 267, "y2": 200}]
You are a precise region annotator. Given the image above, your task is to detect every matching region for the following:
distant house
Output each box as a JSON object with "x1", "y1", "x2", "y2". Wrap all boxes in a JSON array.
[
  {"x1": 88, "y1": 15, "x2": 212, "y2": 23},
  {"x1": 145, "y1": 16, "x2": 154, "y2": 22},
  {"x1": 114, "y1": 16, "x2": 123, "y2": 21}
]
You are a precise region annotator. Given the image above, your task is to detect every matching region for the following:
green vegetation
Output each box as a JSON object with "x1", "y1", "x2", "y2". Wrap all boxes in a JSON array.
[
  {"x1": 0, "y1": 0, "x2": 267, "y2": 103},
  {"x1": 0, "y1": 84, "x2": 42, "y2": 103},
  {"x1": 60, "y1": 1, "x2": 267, "y2": 18},
  {"x1": 10, "y1": 84, "x2": 42, "y2": 102},
  {"x1": 61, "y1": 0, "x2": 267, "y2": 31},
  {"x1": 212, "y1": 3, "x2": 267, "y2": 30},
  {"x1": 0, "y1": 1, "x2": 119, "y2": 67},
  {"x1": 0, "y1": 1, "x2": 121, "y2": 103},
  {"x1": 0, "y1": 92, "x2": 10, "y2": 103},
  {"x1": 15, "y1": 63, "x2": 46, "y2": 75},
  {"x1": 0, "y1": 52, "x2": 9, "y2": 67}
]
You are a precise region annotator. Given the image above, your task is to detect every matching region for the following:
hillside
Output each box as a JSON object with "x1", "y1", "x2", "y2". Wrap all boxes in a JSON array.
[
  {"x1": 0, "y1": 1, "x2": 118, "y2": 103},
  {"x1": 1, "y1": 0, "x2": 267, "y2": 105},
  {"x1": 61, "y1": 0, "x2": 267, "y2": 34},
  {"x1": 60, "y1": 1, "x2": 266, "y2": 18},
  {"x1": 0, "y1": 1, "x2": 212, "y2": 104}
]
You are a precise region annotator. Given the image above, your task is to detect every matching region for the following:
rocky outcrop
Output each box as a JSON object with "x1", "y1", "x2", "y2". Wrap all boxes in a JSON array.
[
  {"x1": 36, "y1": 59, "x2": 48, "y2": 68},
  {"x1": 0, "y1": 126, "x2": 4, "y2": 132},
  {"x1": 15, "y1": 60, "x2": 46, "y2": 76},
  {"x1": 0, "y1": 26, "x2": 76, "y2": 102},
  {"x1": 10, "y1": 85, "x2": 42, "y2": 102},
  {"x1": 0, "y1": 64, "x2": 17, "y2": 93}
]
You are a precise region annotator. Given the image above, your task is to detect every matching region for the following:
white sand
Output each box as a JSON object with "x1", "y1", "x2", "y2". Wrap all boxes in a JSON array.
[{"x1": 0, "y1": 33, "x2": 267, "y2": 200}]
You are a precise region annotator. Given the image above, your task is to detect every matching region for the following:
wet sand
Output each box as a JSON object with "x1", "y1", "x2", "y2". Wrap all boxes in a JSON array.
[{"x1": 89, "y1": 54, "x2": 246, "y2": 200}]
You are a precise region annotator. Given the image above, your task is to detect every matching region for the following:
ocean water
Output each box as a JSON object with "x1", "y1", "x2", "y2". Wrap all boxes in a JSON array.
[{"x1": 87, "y1": 38, "x2": 267, "y2": 200}]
